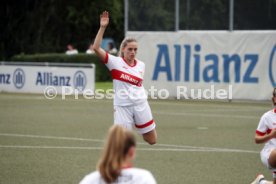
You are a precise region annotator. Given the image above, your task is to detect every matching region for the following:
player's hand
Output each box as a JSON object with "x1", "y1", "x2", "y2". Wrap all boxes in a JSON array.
[{"x1": 100, "y1": 11, "x2": 109, "y2": 28}]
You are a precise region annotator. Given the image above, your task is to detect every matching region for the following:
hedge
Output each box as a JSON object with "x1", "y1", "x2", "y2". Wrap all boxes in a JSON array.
[{"x1": 10, "y1": 53, "x2": 112, "y2": 82}]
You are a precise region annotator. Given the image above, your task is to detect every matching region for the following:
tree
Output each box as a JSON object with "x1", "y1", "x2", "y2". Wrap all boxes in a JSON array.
[
  {"x1": 1, "y1": 0, "x2": 276, "y2": 60},
  {"x1": 1, "y1": 0, "x2": 124, "y2": 59}
]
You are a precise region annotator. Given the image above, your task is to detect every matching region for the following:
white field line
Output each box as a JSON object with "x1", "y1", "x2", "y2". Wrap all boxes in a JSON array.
[
  {"x1": 149, "y1": 100, "x2": 269, "y2": 109},
  {"x1": 153, "y1": 110, "x2": 259, "y2": 119},
  {"x1": 0, "y1": 145, "x2": 102, "y2": 150},
  {"x1": 0, "y1": 94, "x2": 268, "y2": 109},
  {"x1": 138, "y1": 142, "x2": 252, "y2": 151},
  {"x1": 0, "y1": 133, "x2": 103, "y2": 142},
  {"x1": 0, "y1": 145, "x2": 258, "y2": 153},
  {"x1": 0, "y1": 133, "x2": 258, "y2": 154},
  {"x1": 138, "y1": 147, "x2": 258, "y2": 153}
]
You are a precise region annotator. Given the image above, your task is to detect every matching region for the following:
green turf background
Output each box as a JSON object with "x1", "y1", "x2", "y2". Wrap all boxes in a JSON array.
[{"x1": 0, "y1": 90, "x2": 272, "y2": 184}]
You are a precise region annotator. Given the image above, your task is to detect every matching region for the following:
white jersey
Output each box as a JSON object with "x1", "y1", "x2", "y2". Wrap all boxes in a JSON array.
[
  {"x1": 104, "y1": 53, "x2": 147, "y2": 106},
  {"x1": 256, "y1": 108, "x2": 276, "y2": 147},
  {"x1": 79, "y1": 168, "x2": 157, "y2": 184}
]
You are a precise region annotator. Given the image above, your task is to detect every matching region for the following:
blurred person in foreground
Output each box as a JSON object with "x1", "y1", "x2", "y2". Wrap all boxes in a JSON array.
[
  {"x1": 79, "y1": 125, "x2": 157, "y2": 184},
  {"x1": 251, "y1": 88, "x2": 276, "y2": 184},
  {"x1": 92, "y1": 11, "x2": 157, "y2": 145}
]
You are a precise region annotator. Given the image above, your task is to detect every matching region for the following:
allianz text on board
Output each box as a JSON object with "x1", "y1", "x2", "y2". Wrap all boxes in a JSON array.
[{"x1": 152, "y1": 44, "x2": 276, "y2": 87}]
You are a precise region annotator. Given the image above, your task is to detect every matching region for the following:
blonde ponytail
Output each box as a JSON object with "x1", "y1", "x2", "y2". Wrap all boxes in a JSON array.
[{"x1": 97, "y1": 125, "x2": 136, "y2": 183}]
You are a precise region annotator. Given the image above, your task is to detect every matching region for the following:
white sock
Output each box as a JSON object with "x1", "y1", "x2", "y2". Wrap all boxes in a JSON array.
[{"x1": 259, "y1": 180, "x2": 267, "y2": 184}]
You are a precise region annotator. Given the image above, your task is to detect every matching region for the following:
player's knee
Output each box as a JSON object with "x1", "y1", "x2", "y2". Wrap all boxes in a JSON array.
[
  {"x1": 143, "y1": 131, "x2": 157, "y2": 145},
  {"x1": 145, "y1": 138, "x2": 156, "y2": 145}
]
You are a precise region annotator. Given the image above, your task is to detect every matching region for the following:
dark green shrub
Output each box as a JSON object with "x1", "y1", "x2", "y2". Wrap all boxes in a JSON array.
[{"x1": 10, "y1": 53, "x2": 112, "y2": 82}]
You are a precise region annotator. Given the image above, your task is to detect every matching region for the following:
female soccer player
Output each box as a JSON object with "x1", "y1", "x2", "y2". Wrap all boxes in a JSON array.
[
  {"x1": 79, "y1": 125, "x2": 157, "y2": 184},
  {"x1": 92, "y1": 11, "x2": 157, "y2": 145},
  {"x1": 251, "y1": 88, "x2": 276, "y2": 184}
]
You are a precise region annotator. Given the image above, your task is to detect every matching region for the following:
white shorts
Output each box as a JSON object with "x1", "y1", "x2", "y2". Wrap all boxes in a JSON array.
[
  {"x1": 260, "y1": 144, "x2": 276, "y2": 177},
  {"x1": 114, "y1": 101, "x2": 156, "y2": 134}
]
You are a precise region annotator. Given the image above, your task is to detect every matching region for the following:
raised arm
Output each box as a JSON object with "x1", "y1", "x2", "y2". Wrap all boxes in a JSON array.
[{"x1": 92, "y1": 11, "x2": 109, "y2": 61}]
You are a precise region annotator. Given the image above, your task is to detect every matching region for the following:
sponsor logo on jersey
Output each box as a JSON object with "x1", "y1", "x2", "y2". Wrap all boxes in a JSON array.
[{"x1": 111, "y1": 69, "x2": 142, "y2": 87}]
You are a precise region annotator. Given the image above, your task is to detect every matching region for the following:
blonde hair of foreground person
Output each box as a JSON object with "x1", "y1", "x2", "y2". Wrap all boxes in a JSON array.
[{"x1": 79, "y1": 125, "x2": 157, "y2": 184}]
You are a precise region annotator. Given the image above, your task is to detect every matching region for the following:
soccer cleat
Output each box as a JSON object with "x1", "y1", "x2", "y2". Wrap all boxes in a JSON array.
[{"x1": 250, "y1": 174, "x2": 264, "y2": 184}]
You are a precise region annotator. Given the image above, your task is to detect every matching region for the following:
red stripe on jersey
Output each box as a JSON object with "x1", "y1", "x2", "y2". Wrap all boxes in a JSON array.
[
  {"x1": 256, "y1": 130, "x2": 266, "y2": 136},
  {"x1": 103, "y1": 52, "x2": 108, "y2": 64},
  {"x1": 135, "y1": 120, "x2": 154, "y2": 129},
  {"x1": 274, "y1": 108, "x2": 276, "y2": 113},
  {"x1": 256, "y1": 129, "x2": 272, "y2": 136},
  {"x1": 111, "y1": 69, "x2": 143, "y2": 87}
]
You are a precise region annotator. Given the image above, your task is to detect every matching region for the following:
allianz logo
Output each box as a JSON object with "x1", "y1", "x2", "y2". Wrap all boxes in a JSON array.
[
  {"x1": 36, "y1": 72, "x2": 71, "y2": 86},
  {"x1": 152, "y1": 44, "x2": 276, "y2": 86},
  {"x1": 269, "y1": 45, "x2": 276, "y2": 87},
  {"x1": 0, "y1": 68, "x2": 25, "y2": 89},
  {"x1": 36, "y1": 71, "x2": 87, "y2": 90},
  {"x1": 0, "y1": 69, "x2": 87, "y2": 90}
]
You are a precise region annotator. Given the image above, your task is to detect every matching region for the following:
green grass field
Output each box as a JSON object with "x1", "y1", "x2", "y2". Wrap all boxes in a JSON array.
[{"x1": 0, "y1": 90, "x2": 273, "y2": 184}]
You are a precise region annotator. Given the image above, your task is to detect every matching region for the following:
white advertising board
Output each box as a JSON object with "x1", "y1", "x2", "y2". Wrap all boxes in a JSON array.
[
  {"x1": 127, "y1": 31, "x2": 276, "y2": 100},
  {"x1": 0, "y1": 63, "x2": 95, "y2": 95}
]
